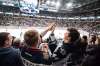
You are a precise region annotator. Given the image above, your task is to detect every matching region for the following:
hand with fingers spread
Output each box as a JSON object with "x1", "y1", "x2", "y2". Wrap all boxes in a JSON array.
[{"x1": 41, "y1": 23, "x2": 56, "y2": 37}]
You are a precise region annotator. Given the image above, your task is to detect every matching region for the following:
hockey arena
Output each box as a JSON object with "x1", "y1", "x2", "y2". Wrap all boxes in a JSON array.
[{"x1": 0, "y1": 0, "x2": 100, "y2": 66}]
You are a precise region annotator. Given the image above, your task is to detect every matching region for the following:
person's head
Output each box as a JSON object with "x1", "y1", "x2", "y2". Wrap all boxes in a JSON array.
[
  {"x1": 82, "y1": 35, "x2": 88, "y2": 43},
  {"x1": 64, "y1": 28, "x2": 80, "y2": 43},
  {"x1": 0, "y1": 32, "x2": 12, "y2": 47},
  {"x1": 89, "y1": 34, "x2": 96, "y2": 44},
  {"x1": 24, "y1": 30, "x2": 40, "y2": 48},
  {"x1": 13, "y1": 38, "x2": 21, "y2": 47}
]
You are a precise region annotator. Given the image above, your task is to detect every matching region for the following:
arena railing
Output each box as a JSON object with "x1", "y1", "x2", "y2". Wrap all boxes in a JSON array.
[{"x1": 22, "y1": 58, "x2": 52, "y2": 66}]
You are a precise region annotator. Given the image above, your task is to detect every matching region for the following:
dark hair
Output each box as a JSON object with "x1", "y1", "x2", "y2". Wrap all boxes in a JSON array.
[
  {"x1": 81, "y1": 35, "x2": 88, "y2": 46},
  {"x1": 0, "y1": 32, "x2": 10, "y2": 47},
  {"x1": 67, "y1": 28, "x2": 80, "y2": 42},
  {"x1": 90, "y1": 35, "x2": 96, "y2": 44},
  {"x1": 82, "y1": 35, "x2": 88, "y2": 41},
  {"x1": 24, "y1": 30, "x2": 39, "y2": 47},
  {"x1": 13, "y1": 38, "x2": 21, "y2": 47}
]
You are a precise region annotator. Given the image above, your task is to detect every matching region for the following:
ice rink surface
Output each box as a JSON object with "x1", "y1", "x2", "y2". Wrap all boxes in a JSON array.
[{"x1": 0, "y1": 26, "x2": 89, "y2": 41}]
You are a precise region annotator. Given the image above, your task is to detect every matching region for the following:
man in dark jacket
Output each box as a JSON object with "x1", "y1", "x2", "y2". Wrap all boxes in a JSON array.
[
  {"x1": 22, "y1": 29, "x2": 53, "y2": 65},
  {"x1": 0, "y1": 32, "x2": 24, "y2": 66}
]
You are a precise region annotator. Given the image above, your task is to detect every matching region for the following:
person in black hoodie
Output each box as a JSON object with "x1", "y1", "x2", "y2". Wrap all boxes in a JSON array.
[
  {"x1": 0, "y1": 32, "x2": 24, "y2": 66},
  {"x1": 52, "y1": 28, "x2": 83, "y2": 66}
]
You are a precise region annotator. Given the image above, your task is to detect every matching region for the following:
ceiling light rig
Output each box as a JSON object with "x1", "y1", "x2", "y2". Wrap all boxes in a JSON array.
[
  {"x1": 45, "y1": 0, "x2": 61, "y2": 11},
  {"x1": 65, "y1": 2, "x2": 74, "y2": 11},
  {"x1": 56, "y1": 1, "x2": 61, "y2": 9}
]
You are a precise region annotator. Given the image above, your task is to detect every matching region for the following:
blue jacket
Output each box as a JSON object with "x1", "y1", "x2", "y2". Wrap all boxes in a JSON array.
[{"x1": 0, "y1": 47, "x2": 24, "y2": 66}]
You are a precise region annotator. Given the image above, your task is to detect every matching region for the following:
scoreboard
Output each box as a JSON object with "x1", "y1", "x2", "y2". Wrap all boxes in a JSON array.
[
  {"x1": 0, "y1": 0, "x2": 19, "y2": 7},
  {"x1": 20, "y1": 0, "x2": 39, "y2": 15},
  {"x1": 0, "y1": 0, "x2": 39, "y2": 15}
]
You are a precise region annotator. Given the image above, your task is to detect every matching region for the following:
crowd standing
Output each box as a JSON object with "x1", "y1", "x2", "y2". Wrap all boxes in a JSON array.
[{"x1": 0, "y1": 22, "x2": 100, "y2": 66}]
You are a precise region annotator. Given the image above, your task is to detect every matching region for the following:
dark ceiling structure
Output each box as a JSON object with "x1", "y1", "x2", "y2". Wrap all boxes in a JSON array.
[
  {"x1": 0, "y1": 0, "x2": 100, "y2": 17},
  {"x1": 58, "y1": 0, "x2": 97, "y2": 10},
  {"x1": 39, "y1": 0, "x2": 100, "y2": 17}
]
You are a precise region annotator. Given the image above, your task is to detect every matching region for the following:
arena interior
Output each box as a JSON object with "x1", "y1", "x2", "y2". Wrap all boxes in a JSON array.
[{"x1": 0, "y1": 0, "x2": 100, "y2": 66}]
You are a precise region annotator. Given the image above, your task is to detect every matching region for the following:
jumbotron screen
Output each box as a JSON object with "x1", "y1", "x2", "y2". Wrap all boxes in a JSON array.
[
  {"x1": 0, "y1": 0, "x2": 19, "y2": 6},
  {"x1": 20, "y1": 0, "x2": 39, "y2": 15}
]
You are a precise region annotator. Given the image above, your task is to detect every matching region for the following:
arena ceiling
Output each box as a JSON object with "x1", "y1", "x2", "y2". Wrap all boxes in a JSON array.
[
  {"x1": 39, "y1": 0, "x2": 100, "y2": 16},
  {"x1": 0, "y1": 0, "x2": 100, "y2": 17},
  {"x1": 43, "y1": 0, "x2": 98, "y2": 12}
]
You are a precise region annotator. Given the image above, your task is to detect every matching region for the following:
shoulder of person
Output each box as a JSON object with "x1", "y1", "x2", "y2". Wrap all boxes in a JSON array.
[{"x1": 10, "y1": 47, "x2": 21, "y2": 56}]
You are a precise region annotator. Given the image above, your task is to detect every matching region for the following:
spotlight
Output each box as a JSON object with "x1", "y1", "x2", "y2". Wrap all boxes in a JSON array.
[
  {"x1": 46, "y1": 0, "x2": 50, "y2": 5},
  {"x1": 56, "y1": 2, "x2": 60, "y2": 9},
  {"x1": 66, "y1": 2, "x2": 73, "y2": 8}
]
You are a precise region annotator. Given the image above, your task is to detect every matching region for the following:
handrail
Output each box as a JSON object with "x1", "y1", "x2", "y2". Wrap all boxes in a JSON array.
[{"x1": 22, "y1": 58, "x2": 52, "y2": 66}]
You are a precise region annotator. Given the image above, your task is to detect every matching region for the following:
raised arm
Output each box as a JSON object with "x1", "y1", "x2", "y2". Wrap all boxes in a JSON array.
[{"x1": 40, "y1": 23, "x2": 56, "y2": 37}]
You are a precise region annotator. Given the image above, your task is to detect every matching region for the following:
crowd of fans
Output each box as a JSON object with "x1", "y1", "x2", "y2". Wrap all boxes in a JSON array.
[
  {"x1": 0, "y1": 23, "x2": 100, "y2": 66},
  {"x1": 0, "y1": 16, "x2": 100, "y2": 33}
]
